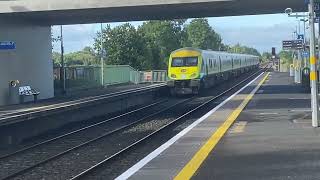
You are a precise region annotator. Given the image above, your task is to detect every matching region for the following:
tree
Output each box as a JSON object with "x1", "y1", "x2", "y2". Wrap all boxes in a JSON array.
[
  {"x1": 262, "y1": 52, "x2": 272, "y2": 62},
  {"x1": 64, "y1": 46, "x2": 98, "y2": 66},
  {"x1": 138, "y1": 20, "x2": 185, "y2": 69},
  {"x1": 52, "y1": 47, "x2": 98, "y2": 66},
  {"x1": 94, "y1": 23, "x2": 147, "y2": 70},
  {"x1": 52, "y1": 51, "x2": 61, "y2": 67},
  {"x1": 183, "y1": 18, "x2": 222, "y2": 50},
  {"x1": 228, "y1": 44, "x2": 261, "y2": 57},
  {"x1": 278, "y1": 50, "x2": 293, "y2": 65},
  {"x1": 220, "y1": 43, "x2": 231, "y2": 51}
]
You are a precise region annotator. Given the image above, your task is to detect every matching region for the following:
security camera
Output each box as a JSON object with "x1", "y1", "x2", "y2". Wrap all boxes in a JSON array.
[{"x1": 285, "y1": 8, "x2": 293, "y2": 15}]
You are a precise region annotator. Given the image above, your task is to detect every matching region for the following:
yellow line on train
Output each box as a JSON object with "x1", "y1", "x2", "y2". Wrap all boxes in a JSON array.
[{"x1": 174, "y1": 72, "x2": 270, "y2": 180}]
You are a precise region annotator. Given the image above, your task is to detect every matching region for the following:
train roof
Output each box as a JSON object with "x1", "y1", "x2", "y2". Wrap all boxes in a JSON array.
[{"x1": 171, "y1": 47, "x2": 259, "y2": 58}]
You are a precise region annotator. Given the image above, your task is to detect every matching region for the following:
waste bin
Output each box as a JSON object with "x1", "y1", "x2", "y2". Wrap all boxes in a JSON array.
[
  {"x1": 8, "y1": 80, "x2": 20, "y2": 104},
  {"x1": 301, "y1": 68, "x2": 310, "y2": 90}
]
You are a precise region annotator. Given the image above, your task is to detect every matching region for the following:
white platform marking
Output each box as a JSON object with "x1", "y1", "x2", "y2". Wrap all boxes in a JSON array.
[{"x1": 259, "y1": 113, "x2": 279, "y2": 115}]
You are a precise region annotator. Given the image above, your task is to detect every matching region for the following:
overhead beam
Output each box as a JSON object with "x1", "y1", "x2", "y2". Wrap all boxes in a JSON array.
[{"x1": 0, "y1": 0, "x2": 307, "y2": 25}]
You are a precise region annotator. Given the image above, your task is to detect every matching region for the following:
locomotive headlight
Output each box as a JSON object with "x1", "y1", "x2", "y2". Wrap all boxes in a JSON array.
[
  {"x1": 171, "y1": 74, "x2": 177, "y2": 78},
  {"x1": 190, "y1": 73, "x2": 197, "y2": 78}
]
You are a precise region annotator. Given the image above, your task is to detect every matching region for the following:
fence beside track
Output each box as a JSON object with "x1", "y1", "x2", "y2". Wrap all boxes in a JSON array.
[{"x1": 54, "y1": 65, "x2": 168, "y2": 92}]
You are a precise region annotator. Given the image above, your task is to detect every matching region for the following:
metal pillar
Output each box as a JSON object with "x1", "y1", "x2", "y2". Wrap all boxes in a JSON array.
[
  {"x1": 60, "y1": 25, "x2": 66, "y2": 94},
  {"x1": 100, "y1": 23, "x2": 104, "y2": 87},
  {"x1": 309, "y1": 0, "x2": 319, "y2": 127},
  {"x1": 303, "y1": 18, "x2": 308, "y2": 67},
  {"x1": 296, "y1": 50, "x2": 302, "y2": 83}
]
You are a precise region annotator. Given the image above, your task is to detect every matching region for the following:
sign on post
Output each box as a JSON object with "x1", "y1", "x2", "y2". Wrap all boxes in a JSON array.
[
  {"x1": 297, "y1": 34, "x2": 304, "y2": 40},
  {"x1": 282, "y1": 40, "x2": 304, "y2": 50},
  {"x1": 303, "y1": 52, "x2": 310, "y2": 58},
  {"x1": 0, "y1": 41, "x2": 16, "y2": 50}
]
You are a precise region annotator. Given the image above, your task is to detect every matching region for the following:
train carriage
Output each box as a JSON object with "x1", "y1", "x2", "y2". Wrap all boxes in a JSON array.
[{"x1": 167, "y1": 47, "x2": 259, "y2": 95}]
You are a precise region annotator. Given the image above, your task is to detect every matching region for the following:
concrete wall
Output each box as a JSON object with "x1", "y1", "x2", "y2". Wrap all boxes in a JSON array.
[{"x1": 0, "y1": 23, "x2": 53, "y2": 106}]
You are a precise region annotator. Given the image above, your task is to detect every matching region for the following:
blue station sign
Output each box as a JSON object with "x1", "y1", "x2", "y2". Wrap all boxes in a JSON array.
[{"x1": 0, "y1": 41, "x2": 16, "y2": 50}]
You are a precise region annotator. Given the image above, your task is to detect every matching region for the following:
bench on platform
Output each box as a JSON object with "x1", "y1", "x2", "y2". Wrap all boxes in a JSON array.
[{"x1": 18, "y1": 86, "x2": 40, "y2": 103}]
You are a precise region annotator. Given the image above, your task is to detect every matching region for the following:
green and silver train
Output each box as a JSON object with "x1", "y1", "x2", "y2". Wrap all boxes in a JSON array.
[{"x1": 167, "y1": 47, "x2": 260, "y2": 95}]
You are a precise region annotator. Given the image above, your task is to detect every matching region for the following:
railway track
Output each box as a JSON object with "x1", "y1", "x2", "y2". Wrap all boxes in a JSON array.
[
  {"x1": 0, "y1": 97, "x2": 193, "y2": 180},
  {"x1": 0, "y1": 83, "x2": 166, "y2": 121},
  {"x1": 0, "y1": 67, "x2": 267, "y2": 180},
  {"x1": 70, "y1": 67, "x2": 269, "y2": 180}
]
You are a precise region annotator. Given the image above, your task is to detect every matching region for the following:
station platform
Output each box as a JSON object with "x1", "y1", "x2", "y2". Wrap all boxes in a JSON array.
[
  {"x1": 117, "y1": 71, "x2": 319, "y2": 180},
  {"x1": 0, "y1": 83, "x2": 160, "y2": 124},
  {"x1": 0, "y1": 83, "x2": 168, "y2": 146}
]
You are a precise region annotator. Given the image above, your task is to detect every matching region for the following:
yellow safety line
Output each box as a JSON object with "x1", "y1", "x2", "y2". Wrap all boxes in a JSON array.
[{"x1": 174, "y1": 72, "x2": 270, "y2": 180}]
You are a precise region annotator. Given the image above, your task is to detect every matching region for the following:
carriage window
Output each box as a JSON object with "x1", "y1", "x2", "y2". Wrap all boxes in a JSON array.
[{"x1": 172, "y1": 57, "x2": 198, "y2": 67}]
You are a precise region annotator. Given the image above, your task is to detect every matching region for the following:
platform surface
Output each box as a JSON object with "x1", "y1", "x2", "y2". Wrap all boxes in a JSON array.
[
  {"x1": 0, "y1": 83, "x2": 154, "y2": 120},
  {"x1": 117, "y1": 71, "x2": 319, "y2": 180},
  {"x1": 194, "y1": 72, "x2": 318, "y2": 180}
]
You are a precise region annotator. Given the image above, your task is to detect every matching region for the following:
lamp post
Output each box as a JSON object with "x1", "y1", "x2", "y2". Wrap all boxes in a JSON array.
[
  {"x1": 307, "y1": 0, "x2": 319, "y2": 127},
  {"x1": 60, "y1": 25, "x2": 66, "y2": 94},
  {"x1": 100, "y1": 23, "x2": 104, "y2": 87},
  {"x1": 301, "y1": 18, "x2": 308, "y2": 67}
]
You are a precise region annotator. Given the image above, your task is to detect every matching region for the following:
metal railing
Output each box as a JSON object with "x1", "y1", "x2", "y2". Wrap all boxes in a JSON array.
[
  {"x1": 130, "y1": 70, "x2": 168, "y2": 84},
  {"x1": 54, "y1": 65, "x2": 168, "y2": 90}
]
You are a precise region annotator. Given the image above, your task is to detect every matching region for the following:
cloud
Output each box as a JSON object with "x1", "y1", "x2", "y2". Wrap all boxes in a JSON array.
[{"x1": 214, "y1": 22, "x2": 297, "y2": 53}]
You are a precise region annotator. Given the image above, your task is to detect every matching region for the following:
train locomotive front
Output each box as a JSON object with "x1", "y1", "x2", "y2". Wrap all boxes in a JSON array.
[
  {"x1": 167, "y1": 48, "x2": 203, "y2": 95},
  {"x1": 167, "y1": 48, "x2": 260, "y2": 95}
]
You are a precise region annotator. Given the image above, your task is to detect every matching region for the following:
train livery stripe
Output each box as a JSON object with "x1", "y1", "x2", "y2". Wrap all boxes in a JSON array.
[{"x1": 174, "y1": 72, "x2": 269, "y2": 180}]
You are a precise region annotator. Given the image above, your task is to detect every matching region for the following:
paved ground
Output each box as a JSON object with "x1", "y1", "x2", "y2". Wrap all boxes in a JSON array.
[{"x1": 194, "y1": 72, "x2": 320, "y2": 180}]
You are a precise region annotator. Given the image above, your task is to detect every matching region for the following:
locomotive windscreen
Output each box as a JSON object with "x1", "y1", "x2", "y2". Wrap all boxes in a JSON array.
[{"x1": 171, "y1": 57, "x2": 198, "y2": 67}]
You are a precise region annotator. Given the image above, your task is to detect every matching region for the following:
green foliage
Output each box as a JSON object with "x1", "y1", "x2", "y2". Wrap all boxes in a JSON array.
[
  {"x1": 261, "y1": 52, "x2": 272, "y2": 62},
  {"x1": 183, "y1": 18, "x2": 222, "y2": 50},
  {"x1": 138, "y1": 20, "x2": 185, "y2": 69},
  {"x1": 53, "y1": 51, "x2": 61, "y2": 67},
  {"x1": 94, "y1": 23, "x2": 147, "y2": 70},
  {"x1": 278, "y1": 50, "x2": 293, "y2": 65},
  {"x1": 65, "y1": 46, "x2": 98, "y2": 66},
  {"x1": 52, "y1": 46, "x2": 98, "y2": 67},
  {"x1": 228, "y1": 43, "x2": 261, "y2": 57},
  {"x1": 220, "y1": 43, "x2": 231, "y2": 51}
]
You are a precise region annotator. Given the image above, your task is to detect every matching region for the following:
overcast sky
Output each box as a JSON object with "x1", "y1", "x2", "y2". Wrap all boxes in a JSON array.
[{"x1": 52, "y1": 13, "x2": 308, "y2": 54}]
